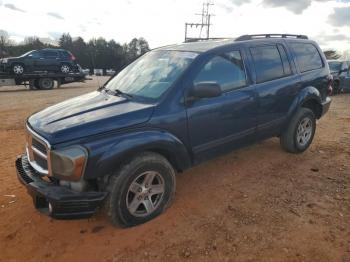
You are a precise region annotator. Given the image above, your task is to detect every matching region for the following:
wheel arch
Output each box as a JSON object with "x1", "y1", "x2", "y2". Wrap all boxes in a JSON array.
[
  {"x1": 301, "y1": 99, "x2": 322, "y2": 119},
  {"x1": 84, "y1": 130, "x2": 192, "y2": 179},
  {"x1": 287, "y1": 86, "x2": 323, "y2": 120},
  {"x1": 10, "y1": 61, "x2": 25, "y2": 73}
]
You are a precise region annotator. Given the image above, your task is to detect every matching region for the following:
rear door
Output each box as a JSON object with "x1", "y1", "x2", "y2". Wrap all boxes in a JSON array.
[
  {"x1": 186, "y1": 48, "x2": 257, "y2": 162},
  {"x1": 288, "y1": 41, "x2": 328, "y2": 100},
  {"x1": 248, "y1": 42, "x2": 300, "y2": 136},
  {"x1": 41, "y1": 50, "x2": 60, "y2": 71}
]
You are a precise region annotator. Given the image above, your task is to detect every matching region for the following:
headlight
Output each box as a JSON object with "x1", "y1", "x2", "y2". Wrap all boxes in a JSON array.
[
  {"x1": 50, "y1": 146, "x2": 87, "y2": 181},
  {"x1": 2, "y1": 58, "x2": 8, "y2": 64}
]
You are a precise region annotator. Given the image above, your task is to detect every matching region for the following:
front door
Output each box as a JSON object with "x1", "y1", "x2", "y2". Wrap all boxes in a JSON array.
[{"x1": 186, "y1": 49, "x2": 257, "y2": 162}]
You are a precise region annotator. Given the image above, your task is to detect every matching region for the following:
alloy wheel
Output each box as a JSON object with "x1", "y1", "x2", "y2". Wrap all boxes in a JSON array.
[
  {"x1": 296, "y1": 117, "x2": 313, "y2": 147},
  {"x1": 13, "y1": 65, "x2": 24, "y2": 74},
  {"x1": 61, "y1": 65, "x2": 70, "y2": 73},
  {"x1": 126, "y1": 171, "x2": 165, "y2": 217}
]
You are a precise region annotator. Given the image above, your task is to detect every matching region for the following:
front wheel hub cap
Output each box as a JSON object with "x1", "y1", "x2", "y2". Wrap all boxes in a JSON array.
[
  {"x1": 126, "y1": 171, "x2": 165, "y2": 217},
  {"x1": 296, "y1": 117, "x2": 313, "y2": 147}
]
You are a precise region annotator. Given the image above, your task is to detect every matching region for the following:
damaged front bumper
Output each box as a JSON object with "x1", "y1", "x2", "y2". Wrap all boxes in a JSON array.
[{"x1": 15, "y1": 154, "x2": 107, "y2": 219}]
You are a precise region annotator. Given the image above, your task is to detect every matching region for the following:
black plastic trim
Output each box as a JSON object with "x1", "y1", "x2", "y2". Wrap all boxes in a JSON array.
[{"x1": 15, "y1": 155, "x2": 107, "y2": 219}]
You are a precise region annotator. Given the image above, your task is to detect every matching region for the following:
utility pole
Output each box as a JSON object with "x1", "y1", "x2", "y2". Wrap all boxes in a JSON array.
[{"x1": 184, "y1": 1, "x2": 214, "y2": 42}]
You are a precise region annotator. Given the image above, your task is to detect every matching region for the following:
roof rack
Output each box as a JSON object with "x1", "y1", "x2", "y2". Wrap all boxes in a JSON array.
[
  {"x1": 185, "y1": 37, "x2": 232, "y2": 43},
  {"x1": 235, "y1": 34, "x2": 308, "y2": 41}
]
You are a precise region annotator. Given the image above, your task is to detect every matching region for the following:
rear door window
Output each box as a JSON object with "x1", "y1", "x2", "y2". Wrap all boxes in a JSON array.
[
  {"x1": 290, "y1": 43, "x2": 323, "y2": 73},
  {"x1": 250, "y1": 45, "x2": 285, "y2": 83},
  {"x1": 42, "y1": 50, "x2": 58, "y2": 58}
]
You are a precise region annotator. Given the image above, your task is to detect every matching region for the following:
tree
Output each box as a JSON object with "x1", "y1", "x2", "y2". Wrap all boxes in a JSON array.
[
  {"x1": 0, "y1": 32, "x2": 151, "y2": 71},
  {"x1": 59, "y1": 33, "x2": 73, "y2": 50},
  {"x1": 324, "y1": 50, "x2": 341, "y2": 60},
  {"x1": 0, "y1": 29, "x2": 10, "y2": 47},
  {"x1": 125, "y1": 37, "x2": 150, "y2": 64}
]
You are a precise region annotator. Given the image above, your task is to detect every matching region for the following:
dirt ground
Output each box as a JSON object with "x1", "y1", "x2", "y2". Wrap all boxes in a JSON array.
[{"x1": 0, "y1": 78, "x2": 349, "y2": 262}]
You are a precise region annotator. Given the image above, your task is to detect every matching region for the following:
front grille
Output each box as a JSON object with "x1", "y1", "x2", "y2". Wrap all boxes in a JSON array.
[
  {"x1": 26, "y1": 126, "x2": 50, "y2": 175},
  {"x1": 34, "y1": 153, "x2": 48, "y2": 169},
  {"x1": 32, "y1": 137, "x2": 47, "y2": 154}
]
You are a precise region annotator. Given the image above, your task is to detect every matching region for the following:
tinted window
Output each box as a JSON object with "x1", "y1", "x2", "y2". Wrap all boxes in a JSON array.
[
  {"x1": 290, "y1": 43, "x2": 323, "y2": 72},
  {"x1": 277, "y1": 44, "x2": 292, "y2": 76},
  {"x1": 42, "y1": 50, "x2": 58, "y2": 58},
  {"x1": 194, "y1": 51, "x2": 246, "y2": 92},
  {"x1": 27, "y1": 51, "x2": 41, "y2": 58},
  {"x1": 60, "y1": 51, "x2": 70, "y2": 58},
  {"x1": 250, "y1": 45, "x2": 284, "y2": 83}
]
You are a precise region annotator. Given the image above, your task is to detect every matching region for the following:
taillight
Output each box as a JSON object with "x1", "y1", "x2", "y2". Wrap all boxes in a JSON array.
[
  {"x1": 327, "y1": 75, "x2": 333, "y2": 96},
  {"x1": 69, "y1": 52, "x2": 76, "y2": 61}
]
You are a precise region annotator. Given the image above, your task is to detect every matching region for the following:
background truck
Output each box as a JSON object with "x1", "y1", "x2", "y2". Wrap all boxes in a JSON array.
[{"x1": 0, "y1": 71, "x2": 87, "y2": 90}]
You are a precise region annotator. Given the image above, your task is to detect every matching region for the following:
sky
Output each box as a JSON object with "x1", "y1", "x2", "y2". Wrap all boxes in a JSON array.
[{"x1": 0, "y1": 0, "x2": 350, "y2": 53}]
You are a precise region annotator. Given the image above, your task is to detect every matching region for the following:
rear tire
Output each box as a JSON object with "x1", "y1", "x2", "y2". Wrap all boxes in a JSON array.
[
  {"x1": 60, "y1": 64, "x2": 71, "y2": 74},
  {"x1": 280, "y1": 108, "x2": 316, "y2": 153},
  {"x1": 38, "y1": 78, "x2": 54, "y2": 90},
  {"x1": 105, "y1": 152, "x2": 176, "y2": 227}
]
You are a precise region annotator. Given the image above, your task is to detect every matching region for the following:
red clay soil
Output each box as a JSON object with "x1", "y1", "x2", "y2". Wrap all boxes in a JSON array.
[{"x1": 0, "y1": 79, "x2": 349, "y2": 262}]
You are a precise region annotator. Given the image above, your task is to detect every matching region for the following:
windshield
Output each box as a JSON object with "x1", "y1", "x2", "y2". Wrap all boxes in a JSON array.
[
  {"x1": 20, "y1": 50, "x2": 36, "y2": 57},
  {"x1": 104, "y1": 50, "x2": 198, "y2": 100},
  {"x1": 328, "y1": 61, "x2": 342, "y2": 72}
]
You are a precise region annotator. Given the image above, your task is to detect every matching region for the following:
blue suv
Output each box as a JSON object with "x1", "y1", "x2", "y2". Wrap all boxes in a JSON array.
[{"x1": 15, "y1": 34, "x2": 332, "y2": 227}]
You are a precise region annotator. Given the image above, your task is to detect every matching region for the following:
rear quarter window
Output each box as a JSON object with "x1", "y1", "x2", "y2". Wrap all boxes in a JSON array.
[
  {"x1": 290, "y1": 43, "x2": 323, "y2": 73},
  {"x1": 60, "y1": 51, "x2": 70, "y2": 58}
]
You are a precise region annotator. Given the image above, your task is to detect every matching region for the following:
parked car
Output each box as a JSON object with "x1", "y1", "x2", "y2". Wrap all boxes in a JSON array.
[
  {"x1": 15, "y1": 34, "x2": 332, "y2": 227},
  {"x1": 106, "y1": 69, "x2": 117, "y2": 76},
  {"x1": 81, "y1": 68, "x2": 90, "y2": 76},
  {"x1": 94, "y1": 69, "x2": 103, "y2": 76},
  {"x1": 328, "y1": 60, "x2": 350, "y2": 94},
  {"x1": 0, "y1": 48, "x2": 79, "y2": 75}
]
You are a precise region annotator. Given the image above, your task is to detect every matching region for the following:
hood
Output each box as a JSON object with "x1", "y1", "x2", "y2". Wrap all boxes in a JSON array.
[
  {"x1": 28, "y1": 91, "x2": 155, "y2": 144},
  {"x1": 0, "y1": 57, "x2": 21, "y2": 63}
]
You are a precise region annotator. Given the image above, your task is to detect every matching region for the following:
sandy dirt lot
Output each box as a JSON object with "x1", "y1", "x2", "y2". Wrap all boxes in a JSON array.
[{"x1": 0, "y1": 78, "x2": 349, "y2": 262}]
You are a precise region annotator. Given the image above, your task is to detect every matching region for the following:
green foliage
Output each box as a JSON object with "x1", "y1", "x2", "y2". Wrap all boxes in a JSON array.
[
  {"x1": 0, "y1": 31, "x2": 151, "y2": 73},
  {"x1": 323, "y1": 50, "x2": 341, "y2": 60}
]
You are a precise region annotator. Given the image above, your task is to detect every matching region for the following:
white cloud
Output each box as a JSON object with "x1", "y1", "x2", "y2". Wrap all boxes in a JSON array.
[
  {"x1": 47, "y1": 12, "x2": 64, "y2": 20},
  {"x1": 0, "y1": 0, "x2": 349, "y2": 52}
]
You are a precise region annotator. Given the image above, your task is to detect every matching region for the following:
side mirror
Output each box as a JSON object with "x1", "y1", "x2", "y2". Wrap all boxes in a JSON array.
[{"x1": 190, "y1": 82, "x2": 222, "y2": 99}]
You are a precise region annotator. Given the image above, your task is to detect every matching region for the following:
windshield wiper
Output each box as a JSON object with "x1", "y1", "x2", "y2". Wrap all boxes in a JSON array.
[
  {"x1": 115, "y1": 89, "x2": 133, "y2": 99},
  {"x1": 104, "y1": 88, "x2": 133, "y2": 99}
]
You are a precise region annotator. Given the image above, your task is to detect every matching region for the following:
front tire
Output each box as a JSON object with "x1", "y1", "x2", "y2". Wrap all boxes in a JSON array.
[
  {"x1": 12, "y1": 63, "x2": 25, "y2": 75},
  {"x1": 280, "y1": 108, "x2": 316, "y2": 153},
  {"x1": 105, "y1": 152, "x2": 176, "y2": 227}
]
